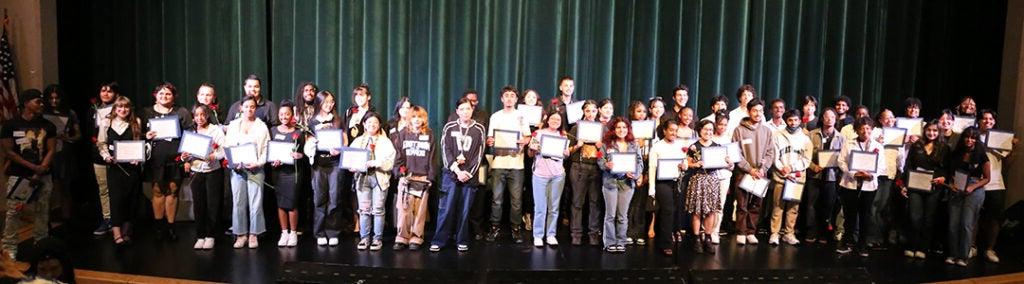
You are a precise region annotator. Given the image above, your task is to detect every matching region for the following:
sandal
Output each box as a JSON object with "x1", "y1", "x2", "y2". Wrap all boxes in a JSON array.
[{"x1": 114, "y1": 236, "x2": 126, "y2": 245}]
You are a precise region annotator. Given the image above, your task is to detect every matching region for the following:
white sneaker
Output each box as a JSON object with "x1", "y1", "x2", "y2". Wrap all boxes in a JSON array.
[
  {"x1": 286, "y1": 232, "x2": 298, "y2": 247},
  {"x1": 984, "y1": 250, "x2": 1000, "y2": 263},
  {"x1": 903, "y1": 250, "x2": 915, "y2": 258},
  {"x1": 203, "y1": 238, "x2": 215, "y2": 249},
  {"x1": 969, "y1": 247, "x2": 977, "y2": 258},
  {"x1": 956, "y1": 259, "x2": 968, "y2": 267},
  {"x1": 317, "y1": 237, "x2": 328, "y2": 246},
  {"x1": 546, "y1": 236, "x2": 559, "y2": 246},
  {"x1": 914, "y1": 251, "x2": 926, "y2": 259},
  {"x1": 193, "y1": 239, "x2": 206, "y2": 250},
  {"x1": 710, "y1": 234, "x2": 720, "y2": 244},
  {"x1": 746, "y1": 234, "x2": 759, "y2": 244},
  {"x1": 534, "y1": 238, "x2": 543, "y2": 247},
  {"x1": 768, "y1": 234, "x2": 780, "y2": 245},
  {"x1": 945, "y1": 257, "x2": 956, "y2": 265},
  {"x1": 782, "y1": 234, "x2": 799, "y2": 245},
  {"x1": 329, "y1": 237, "x2": 340, "y2": 246},
  {"x1": 248, "y1": 235, "x2": 259, "y2": 248},
  {"x1": 736, "y1": 235, "x2": 747, "y2": 245},
  {"x1": 233, "y1": 236, "x2": 248, "y2": 249},
  {"x1": 278, "y1": 231, "x2": 289, "y2": 247}
]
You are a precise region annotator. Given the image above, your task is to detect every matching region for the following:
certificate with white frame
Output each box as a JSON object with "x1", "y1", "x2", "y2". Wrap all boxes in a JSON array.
[
  {"x1": 631, "y1": 120, "x2": 656, "y2": 140},
  {"x1": 725, "y1": 142, "x2": 742, "y2": 163},
  {"x1": 149, "y1": 115, "x2": 181, "y2": 139},
  {"x1": 896, "y1": 117, "x2": 923, "y2": 137},
  {"x1": 952, "y1": 115, "x2": 976, "y2": 133},
  {"x1": 576, "y1": 120, "x2": 603, "y2": 143},
  {"x1": 700, "y1": 146, "x2": 729, "y2": 169},
  {"x1": 907, "y1": 170, "x2": 934, "y2": 192},
  {"x1": 656, "y1": 159, "x2": 685, "y2": 180},
  {"x1": 882, "y1": 127, "x2": 907, "y2": 147},
  {"x1": 818, "y1": 150, "x2": 839, "y2": 168},
  {"x1": 492, "y1": 129, "x2": 522, "y2": 151},
  {"x1": 848, "y1": 150, "x2": 879, "y2": 173},
  {"x1": 114, "y1": 140, "x2": 146, "y2": 162},
  {"x1": 340, "y1": 147, "x2": 370, "y2": 172},
  {"x1": 226, "y1": 143, "x2": 258, "y2": 167},
  {"x1": 985, "y1": 129, "x2": 1014, "y2": 152},
  {"x1": 739, "y1": 174, "x2": 770, "y2": 198},
  {"x1": 315, "y1": 129, "x2": 344, "y2": 151},
  {"x1": 518, "y1": 104, "x2": 543, "y2": 127},
  {"x1": 267, "y1": 141, "x2": 295, "y2": 165},
  {"x1": 609, "y1": 152, "x2": 638, "y2": 174},
  {"x1": 782, "y1": 180, "x2": 805, "y2": 201},
  {"x1": 177, "y1": 131, "x2": 213, "y2": 158},
  {"x1": 566, "y1": 101, "x2": 585, "y2": 124},
  {"x1": 539, "y1": 134, "x2": 569, "y2": 159}
]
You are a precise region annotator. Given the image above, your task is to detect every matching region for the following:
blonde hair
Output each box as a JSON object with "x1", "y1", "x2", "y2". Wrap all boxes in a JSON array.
[{"x1": 409, "y1": 105, "x2": 430, "y2": 134}]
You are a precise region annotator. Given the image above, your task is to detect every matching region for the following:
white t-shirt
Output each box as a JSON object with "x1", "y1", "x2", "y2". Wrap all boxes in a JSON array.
[{"x1": 487, "y1": 109, "x2": 532, "y2": 169}]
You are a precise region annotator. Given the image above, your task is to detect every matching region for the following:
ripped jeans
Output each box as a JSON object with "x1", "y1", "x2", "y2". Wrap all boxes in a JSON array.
[{"x1": 356, "y1": 174, "x2": 387, "y2": 240}]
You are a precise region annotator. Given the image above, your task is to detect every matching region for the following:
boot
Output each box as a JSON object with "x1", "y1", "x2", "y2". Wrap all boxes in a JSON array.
[
  {"x1": 705, "y1": 234, "x2": 716, "y2": 254},
  {"x1": 694, "y1": 235, "x2": 704, "y2": 254},
  {"x1": 511, "y1": 227, "x2": 524, "y2": 244},
  {"x1": 485, "y1": 225, "x2": 500, "y2": 242},
  {"x1": 154, "y1": 219, "x2": 166, "y2": 241},
  {"x1": 165, "y1": 223, "x2": 178, "y2": 241}
]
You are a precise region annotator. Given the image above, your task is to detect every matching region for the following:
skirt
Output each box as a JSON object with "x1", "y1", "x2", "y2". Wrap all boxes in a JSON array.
[{"x1": 685, "y1": 171, "x2": 721, "y2": 215}]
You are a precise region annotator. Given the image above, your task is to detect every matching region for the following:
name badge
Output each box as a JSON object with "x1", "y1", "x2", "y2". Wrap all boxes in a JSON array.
[
  {"x1": 419, "y1": 135, "x2": 429, "y2": 140},
  {"x1": 742, "y1": 138, "x2": 753, "y2": 145},
  {"x1": 13, "y1": 131, "x2": 25, "y2": 138},
  {"x1": 275, "y1": 134, "x2": 286, "y2": 140}
]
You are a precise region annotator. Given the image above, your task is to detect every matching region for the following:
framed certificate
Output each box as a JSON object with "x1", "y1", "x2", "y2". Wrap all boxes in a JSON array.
[
  {"x1": 95, "y1": 106, "x2": 113, "y2": 127},
  {"x1": 609, "y1": 152, "x2": 638, "y2": 174},
  {"x1": 725, "y1": 142, "x2": 743, "y2": 163},
  {"x1": 114, "y1": 140, "x2": 146, "y2": 162},
  {"x1": 656, "y1": 159, "x2": 685, "y2": 180},
  {"x1": 518, "y1": 104, "x2": 543, "y2": 126},
  {"x1": 566, "y1": 101, "x2": 585, "y2": 124},
  {"x1": 985, "y1": 129, "x2": 1014, "y2": 152},
  {"x1": 177, "y1": 131, "x2": 213, "y2": 157},
  {"x1": 818, "y1": 150, "x2": 839, "y2": 168},
  {"x1": 226, "y1": 143, "x2": 258, "y2": 167},
  {"x1": 895, "y1": 117, "x2": 923, "y2": 137},
  {"x1": 907, "y1": 170, "x2": 934, "y2": 192},
  {"x1": 631, "y1": 120, "x2": 656, "y2": 140},
  {"x1": 267, "y1": 141, "x2": 295, "y2": 165},
  {"x1": 340, "y1": 147, "x2": 371, "y2": 172},
  {"x1": 953, "y1": 170, "x2": 969, "y2": 191},
  {"x1": 952, "y1": 115, "x2": 976, "y2": 133},
  {"x1": 782, "y1": 180, "x2": 805, "y2": 201},
  {"x1": 739, "y1": 174, "x2": 770, "y2": 198},
  {"x1": 315, "y1": 129, "x2": 344, "y2": 151},
  {"x1": 149, "y1": 115, "x2": 181, "y2": 139},
  {"x1": 576, "y1": 120, "x2": 603, "y2": 143},
  {"x1": 848, "y1": 150, "x2": 879, "y2": 173},
  {"x1": 700, "y1": 146, "x2": 729, "y2": 169},
  {"x1": 539, "y1": 134, "x2": 569, "y2": 158},
  {"x1": 882, "y1": 127, "x2": 907, "y2": 147},
  {"x1": 492, "y1": 129, "x2": 522, "y2": 151}
]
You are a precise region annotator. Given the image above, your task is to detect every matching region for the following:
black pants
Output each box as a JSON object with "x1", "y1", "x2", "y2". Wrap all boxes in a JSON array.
[
  {"x1": 653, "y1": 181, "x2": 678, "y2": 249},
  {"x1": 804, "y1": 179, "x2": 838, "y2": 239},
  {"x1": 191, "y1": 168, "x2": 224, "y2": 238},
  {"x1": 906, "y1": 189, "x2": 941, "y2": 251},
  {"x1": 107, "y1": 164, "x2": 141, "y2": 227},
  {"x1": 840, "y1": 188, "x2": 875, "y2": 249}
]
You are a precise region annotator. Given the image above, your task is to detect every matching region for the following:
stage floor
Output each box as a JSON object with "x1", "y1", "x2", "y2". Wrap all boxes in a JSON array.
[{"x1": 66, "y1": 222, "x2": 1023, "y2": 283}]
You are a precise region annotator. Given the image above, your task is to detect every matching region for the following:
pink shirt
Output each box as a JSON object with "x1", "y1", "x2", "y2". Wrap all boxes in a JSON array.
[{"x1": 530, "y1": 128, "x2": 568, "y2": 177}]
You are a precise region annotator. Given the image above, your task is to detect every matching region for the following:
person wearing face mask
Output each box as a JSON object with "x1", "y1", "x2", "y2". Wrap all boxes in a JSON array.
[
  {"x1": 804, "y1": 108, "x2": 845, "y2": 244},
  {"x1": 943, "y1": 127, "x2": 990, "y2": 267},
  {"x1": 140, "y1": 82, "x2": 195, "y2": 242},
  {"x1": 767, "y1": 110, "x2": 812, "y2": 246},
  {"x1": 835, "y1": 117, "x2": 887, "y2": 257},
  {"x1": 897, "y1": 120, "x2": 948, "y2": 260},
  {"x1": 731, "y1": 99, "x2": 775, "y2": 246}
]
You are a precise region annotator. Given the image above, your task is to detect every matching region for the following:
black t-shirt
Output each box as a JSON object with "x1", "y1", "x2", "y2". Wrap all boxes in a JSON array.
[{"x1": 1, "y1": 115, "x2": 57, "y2": 177}]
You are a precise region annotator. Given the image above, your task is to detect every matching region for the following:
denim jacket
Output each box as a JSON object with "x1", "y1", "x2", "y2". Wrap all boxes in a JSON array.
[{"x1": 598, "y1": 141, "x2": 644, "y2": 190}]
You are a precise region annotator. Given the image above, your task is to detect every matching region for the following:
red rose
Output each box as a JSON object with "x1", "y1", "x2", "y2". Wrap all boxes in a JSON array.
[
  {"x1": 802, "y1": 117, "x2": 810, "y2": 124},
  {"x1": 399, "y1": 166, "x2": 407, "y2": 174},
  {"x1": 209, "y1": 103, "x2": 219, "y2": 111},
  {"x1": 370, "y1": 143, "x2": 376, "y2": 151},
  {"x1": 873, "y1": 148, "x2": 880, "y2": 154},
  {"x1": 550, "y1": 98, "x2": 559, "y2": 105},
  {"x1": 91, "y1": 136, "x2": 98, "y2": 144},
  {"x1": 221, "y1": 159, "x2": 229, "y2": 167},
  {"x1": 350, "y1": 107, "x2": 359, "y2": 115},
  {"x1": 595, "y1": 151, "x2": 603, "y2": 159},
  {"x1": 895, "y1": 179, "x2": 905, "y2": 188},
  {"x1": 681, "y1": 146, "x2": 689, "y2": 153},
  {"x1": 174, "y1": 155, "x2": 182, "y2": 162},
  {"x1": 795, "y1": 172, "x2": 802, "y2": 178},
  {"x1": 212, "y1": 143, "x2": 219, "y2": 149},
  {"x1": 292, "y1": 133, "x2": 300, "y2": 140}
]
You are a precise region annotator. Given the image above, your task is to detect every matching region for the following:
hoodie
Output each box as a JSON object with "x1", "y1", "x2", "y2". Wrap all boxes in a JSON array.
[
  {"x1": 771, "y1": 128, "x2": 813, "y2": 183},
  {"x1": 732, "y1": 117, "x2": 776, "y2": 177}
]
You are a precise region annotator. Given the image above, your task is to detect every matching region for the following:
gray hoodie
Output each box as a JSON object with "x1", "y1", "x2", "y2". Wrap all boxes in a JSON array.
[{"x1": 732, "y1": 117, "x2": 776, "y2": 176}]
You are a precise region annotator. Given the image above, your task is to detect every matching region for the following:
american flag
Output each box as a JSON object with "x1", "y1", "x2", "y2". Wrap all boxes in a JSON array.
[{"x1": 0, "y1": 19, "x2": 18, "y2": 122}]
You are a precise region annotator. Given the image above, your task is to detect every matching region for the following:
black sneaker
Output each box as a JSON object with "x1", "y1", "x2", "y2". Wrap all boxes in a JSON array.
[
  {"x1": 694, "y1": 237, "x2": 704, "y2": 254},
  {"x1": 589, "y1": 235, "x2": 601, "y2": 246},
  {"x1": 485, "y1": 226, "x2": 500, "y2": 242},
  {"x1": 408, "y1": 243, "x2": 420, "y2": 250},
  {"x1": 511, "y1": 228, "x2": 524, "y2": 244},
  {"x1": 393, "y1": 243, "x2": 408, "y2": 250},
  {"x1": 166, "y1": 226, "x2": 178, "y2": 241},
  {"x1": 571, "y1": 236, "x2": 582, "y2": 246},
  {"x1": 92, "y1": 219, "x2": 112, "y2": 236}
]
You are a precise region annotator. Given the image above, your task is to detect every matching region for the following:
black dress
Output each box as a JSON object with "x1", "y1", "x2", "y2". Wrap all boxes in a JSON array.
[
  {"x1": 104, "y1": 124, "x2": 142, "y2": 226},
  {"x1": 140, "y1": 106, "x2": 194, "y2": 185},
  {"x1": 271, "y1": 127, "x2": 302, "y2": 210}
]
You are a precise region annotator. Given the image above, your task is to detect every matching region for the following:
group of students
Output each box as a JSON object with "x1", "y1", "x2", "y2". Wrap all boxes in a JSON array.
[{"x1": 0, "y1": 75, "x2": 1014, "y2": 267}]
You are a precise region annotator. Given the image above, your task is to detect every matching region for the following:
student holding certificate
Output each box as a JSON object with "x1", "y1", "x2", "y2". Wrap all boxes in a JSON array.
[
  {"x1": 180, "y1": 104, "x2": 226, "y2": 250},
  {"x1": 872, "y1": 109, "x2": 907, "y2": 247},
  {"x1": 938, "y1": 110, "x2": 961, "y2": 150},
  {"x1": 391, "y1": 106, "x2": 437, "y2": 251},
  {"x1": 597, "y1": 117, "x2": 643, "y2": 253},
  {"x1": 646, "y1": 120, "x2": 688, "y2": 256},
  {"x1": 977, "y1": 110, "x2": 1018, "y2": 263},
  {"x1": 626, "y1": 101, "x2": 653, "y2": 246},
  {"x1": 0, "y1": 90, "x2": 57, "y2": 259},
  {"x1": 269, "y1": 102, "x2": 306, "y2": 248},
  {"x1": 224, "y1": 96, "x2": 271, "y2": 249},
  {"x1": 140, "y1": 82, "x2": 195, "y2": 242},
  {"x1": 566, "y1": 100, "x2": 603, "y2": 246},
  {"x1": 597, "y1": 99, "x2": 615, "y2": 125},
  {"x1": 804, "y1": 108, "x2": 845, "y2": 243},
  {"x1": 304, "y1": 90, "x2": 344, "y2": 247},
  {"x1": 685, "y1": 120, "x2": 730, "y2": 254},
  {"x1": 898, "y1": 120, "x2": 949, "y2": 260},
  {"x1": 766, "y1": 110, "x2": 812, "y2": 246},
  {"x1": 709, "y1": 112, "x2": 734, "y2": 244},
  {"x1": 901, "y1": 97, "x2": 924, "y2": 144},
  {"x1": 483, "y1": 86, "x2": 533, "y2": 244},
  {"x1": 349, "y1": 113, "x2": 396, "y2": 251},
  {"x1": 835, "y1": 117, "x2": 887, "y2": 256},
  {"x1": 88, "y1": 82, "x2": 120, "y2": 236},
  {"x1": 97, "y1": 96, "x2": 145, "y2": 247},
  {"x1": 42, "y1": 85, "x2": 82, "y2": 223},
  {"x1": 431, "y1": 98, "x2": 486, "y2": 252},
  {"x1": 731, "y1": 99, "x2": 775, "y2": 245},
  {"x1": 526, "y1": 113, "x2": 570, "y2": 247},
  {"x1": 943, "y1": 127, "x2": 991, "y2": 267}
]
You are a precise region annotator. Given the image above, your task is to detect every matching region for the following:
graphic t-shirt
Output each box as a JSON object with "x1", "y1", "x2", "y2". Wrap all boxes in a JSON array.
[{"x1": 1, "y1": 115, "x2": 57, "y2": 177}]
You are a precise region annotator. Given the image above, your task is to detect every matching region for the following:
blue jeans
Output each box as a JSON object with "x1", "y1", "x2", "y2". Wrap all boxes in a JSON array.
[
  {"x1": 432, "y1": 173, "x2": 478, "y2": 247},
  {"x1": 490, "y1": 168, "x2": 524, "y2": 227},
  {"x1": 532, "y1": 175, "x2": 565, "y2": 238},
  {"x1": 312, "y1": 165, "x2": 343, "y2": 238},
  {"x1": 948, "y1": 186, "x2": 985, "y2": 259},
  {"x1": 602, "y1": 180, "x2": 633, "y2": 247},
  {"x1": 230, "y1": 170, "x2": 265, "y2": 235},
  {"x1": 356, "y1": 174, "x2": 386, "y2": 240}
]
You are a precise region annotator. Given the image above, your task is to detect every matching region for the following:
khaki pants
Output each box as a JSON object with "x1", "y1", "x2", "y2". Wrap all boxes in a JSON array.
[
  {"x1": 3, "y1": 175, "x2": 52, "y2": 258},
  {"x1": 94, "y1": 164, "x2": 111, "y2": 220},
  {"x1": 770, "y1": 181, "x2": 800, "y2": 235},
  {"x1": 395, "y1": 178, "x2": 430, "y2": 245}
]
